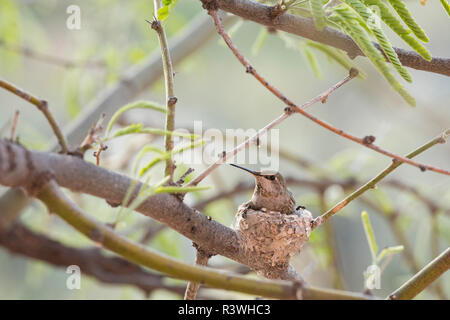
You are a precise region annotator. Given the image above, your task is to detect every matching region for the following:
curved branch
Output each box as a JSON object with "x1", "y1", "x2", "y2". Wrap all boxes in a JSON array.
[
  {"x1": 36, "y1": 181, "x2": 301, "y2": 299},
  {"x1": 208, "y1": 0, "x2": 450, "y2": 76}
]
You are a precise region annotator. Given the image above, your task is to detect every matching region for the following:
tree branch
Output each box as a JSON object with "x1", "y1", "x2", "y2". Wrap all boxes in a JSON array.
[
  {"x1": 205, "y1": 0, "x2": 450, "y2": 76},
  {"x1": 184, "y1": 246, "x2": 212, "y2": 300},
  {"x1": 0, "y1": 79, "x2": 69, "y2": 153},
  {"x1": 206, "y1": 8, "x2": 450, "y2": 177},
  {"x1": 0, "y1": 139, "x2": 296, "y2": 280},
  {"x1": 0, "y1": 139, "x2": 377, "y2": 300},
  {"x1": 388, "y1": 247, "x2": 450, "y2": 300},
  {"x1": 0, "y1": 13, "x2": 236, "y2": 226},
  {"x1": 150, "y1": 0, "x2": 178, "y2": 181},
  {"x1": 0, "y1": 222, "x2": 186, "y2": 296}
]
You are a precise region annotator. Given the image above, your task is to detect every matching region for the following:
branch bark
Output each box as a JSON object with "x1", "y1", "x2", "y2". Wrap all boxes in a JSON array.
[
  {"x1": 0, "y1": 12, "x2": 236, "y2": 226},
  {"x1": 206, "y1": 0, "x2": 450, "y2": 76},
  {"x1": 388, "y1": 247, "x2": 450, "y2": 300},
  {"x1": 0, "y1": 140, "x2": 295, "y2": 280},
  {"x1": 151, "y1": 0, "x2": 178, "y2": 181},
  {"x1": 0, "y1": 222, "x2": 186, "y2": 296}
]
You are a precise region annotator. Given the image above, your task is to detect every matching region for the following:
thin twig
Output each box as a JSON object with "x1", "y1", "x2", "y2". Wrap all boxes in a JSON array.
[
  {"x1": 312, "y1": 129, "x2": 449, "y2": 229},
  {"x1": 79, "y1": 113, "x2": 106, "y2": 153},
  {"x1": 388, "y1": 247, "x2": 450, "y2": 300},
  {"x1": 0, "y1": 13, "x2": 237, "y2": 231},
  {"x1": 150, "y1": 0, "x2": 178, "y2": 182},
  {"x1": 0, "y1": 79, "x2": 69, "y2": 153},
  {"x1": 188, "y1": 68, "x2": 354, "y2": 187},
  {"x1": 185, "y1": 246, "x2": 212, "y2": 300},
  {"x1": 0, "y1": 40, "x2": 106, "y2": 69},
  {"x1": 208, "y1": 9, "x2": 450, "y2": 176},
  {"x1": 188, "y1": 112, "x2": 290, "y2": 186},
  {"x1": 9, "y1": 110, "x2": 19, "y2": 141}
]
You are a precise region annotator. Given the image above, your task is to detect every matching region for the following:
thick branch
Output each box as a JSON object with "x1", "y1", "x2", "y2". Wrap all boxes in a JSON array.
[
  {"x1": 0, "y1": 140, "x2": 381, "y2": 299},
  {"x1": 0, "y1": 13, "x2": 236, "y2": 226},
  {"x1": 0, "y1": 222, "x2": 186, "y2": 296},
  {"x1": 0, "y1": 140, "x2": 295, "y2": 280},
  {"x1": 207, "y1": 0, "x2": 450, "y2": 76}
]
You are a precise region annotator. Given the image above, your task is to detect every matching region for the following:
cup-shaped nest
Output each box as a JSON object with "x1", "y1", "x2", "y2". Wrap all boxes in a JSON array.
[{"x1": 234, "y1": 205, "x2": 312, "y2": 267}]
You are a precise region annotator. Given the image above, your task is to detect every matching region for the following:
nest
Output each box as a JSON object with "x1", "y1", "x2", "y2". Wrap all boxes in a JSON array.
[{"x1": 234, "y1": 205, "x2": 313, "y2": 267}]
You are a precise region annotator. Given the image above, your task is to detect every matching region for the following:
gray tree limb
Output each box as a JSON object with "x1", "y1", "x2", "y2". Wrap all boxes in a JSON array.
[{"x1": 0, "y1": 140, "x2": 299, "y2": 280}]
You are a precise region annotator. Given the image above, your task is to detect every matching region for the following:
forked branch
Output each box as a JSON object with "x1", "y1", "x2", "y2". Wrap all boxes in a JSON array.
[
  {"x1": 0, "y1": 79, "x2": 68, "y2": 153},
  {"x1": 205, "y1": 8, "x2": 450, "y2": 176}
]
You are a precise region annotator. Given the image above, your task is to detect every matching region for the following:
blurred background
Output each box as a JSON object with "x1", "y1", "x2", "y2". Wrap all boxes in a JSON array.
[{"x1": 0, "y1": 0, "x2": 448, "y2": 299}]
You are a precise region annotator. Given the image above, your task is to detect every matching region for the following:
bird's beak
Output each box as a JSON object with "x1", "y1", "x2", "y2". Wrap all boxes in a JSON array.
[{"x1": 229, "y1": 164, "x2": 262, "y2": 176}]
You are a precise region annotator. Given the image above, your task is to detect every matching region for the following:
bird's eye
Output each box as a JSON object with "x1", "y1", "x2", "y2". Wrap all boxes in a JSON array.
[{"x1": 268, "y1": 175, "x2": 275, "y2": 181}]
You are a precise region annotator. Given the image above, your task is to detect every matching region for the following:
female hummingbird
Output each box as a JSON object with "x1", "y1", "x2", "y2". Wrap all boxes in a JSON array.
[{"x1": 230, "y1": 164, "x2": 296, "y2": 215}]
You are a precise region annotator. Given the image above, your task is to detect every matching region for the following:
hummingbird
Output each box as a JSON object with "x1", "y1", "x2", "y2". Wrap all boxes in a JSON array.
[{"x1": 230, "y1": 164, "x2": 296, "y2": 215}]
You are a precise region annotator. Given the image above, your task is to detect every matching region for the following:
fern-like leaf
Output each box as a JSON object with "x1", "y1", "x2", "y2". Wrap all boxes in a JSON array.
[
  {"x1": 331, "y1": 6, "x2": 415, "y2": 106},
  {"x1": 441, "y1": 0, "x2": 450, "y2": 16},
  {"x1": 362, "y1": 0, "x2": 431, "y2": 61},
  {"x1": 343, "y1": 0, "x2": 412, "y2": 82},
  {"x1": 310, "y1": 0, "x2": 327, "y2": 30},
  {"x1": 387, "y1": 0, "x2": 429, "y2": 42}
]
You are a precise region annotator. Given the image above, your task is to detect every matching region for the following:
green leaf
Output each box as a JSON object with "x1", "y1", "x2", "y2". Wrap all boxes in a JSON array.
[
  {"x1": 310, "y1": 0, "x2": 327, "y2": 30},
  {"x1": 139, "y1": 157, "x2": 164, "y2": 177},
  {"x1": 155, "y1": 185, "x2": 211, "y2": 194},
  {"x1": 138, "y1": 139, "x2": 204, "y2": 177},
  {"x1": 105, "y1": 101, "x2": 166, "y2": 137},
  {"x1": 306, "y1": 41, "x2": 367, "y2": 79},
  {"x1": 441, "y1": 0, "x2": 450, "y2": 16},
  {"x1": 387, "y1": 0, "x2": 429, "y2": 42},
  {"x1": 139, "y1": 128, "x2": 198, "y2": 139},
  {"x1": 361, "y1": 211, "x2": 378, "y2": 262},
  {"x1": 110, "y1": 125, "x2": 196, "y2": 140},
  {"x1": 343, "y1": 0, "x2": 412, "y2": 82},
  {"x1": 172, "y1": 138, "x2": 205, "y2": 154},
  {"x1": 112, "y1": 123, "x2": 144, "y2": 138},
  {"x1": 157, "y1": 6, "x2": 170, "y2": 20},
  {"x1": 133, "y1": 145, "x2": 166, "y2": 176},
  {"x1": 331, "y1": 6, "x2": 416, "y2": 106},
  {"x1": 157, "y1": 0, "x2": 178, "y2": 21},
  {"x1": 362, "y1": 0, "x2": 431, "y2": 61},
  {"x1": 377, "y1": 245, "x2": 404, "y2": 263}
]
